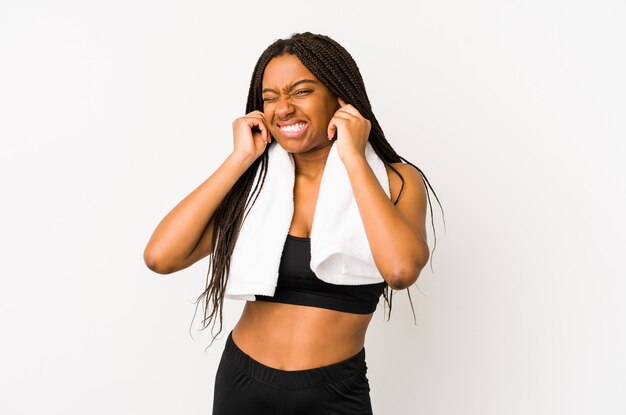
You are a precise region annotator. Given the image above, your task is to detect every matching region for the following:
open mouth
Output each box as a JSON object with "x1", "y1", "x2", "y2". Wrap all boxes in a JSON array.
[{"x1": 277, "y1": 121, "x2": 308, "y2": 138}]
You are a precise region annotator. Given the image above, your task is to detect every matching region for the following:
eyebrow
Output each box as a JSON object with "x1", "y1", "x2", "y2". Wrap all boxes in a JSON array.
[{"x1": 262, "y1": 79, "x2": 319, "y2": 94}]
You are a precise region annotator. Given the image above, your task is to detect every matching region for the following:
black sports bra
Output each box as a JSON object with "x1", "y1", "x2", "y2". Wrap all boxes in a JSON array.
[{"x1": 254, "y1": 234, "x2": 387, "y2": 314}]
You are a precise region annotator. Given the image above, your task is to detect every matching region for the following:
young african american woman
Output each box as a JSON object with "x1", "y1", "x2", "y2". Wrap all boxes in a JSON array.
[{"x1": 144, "y1": 32, "x2": 440, "y2": 414}]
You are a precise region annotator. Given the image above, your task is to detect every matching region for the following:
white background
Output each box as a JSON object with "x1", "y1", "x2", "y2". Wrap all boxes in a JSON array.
[{"x1": 1, "y1": 0, "x2": 624, "y2": 414}]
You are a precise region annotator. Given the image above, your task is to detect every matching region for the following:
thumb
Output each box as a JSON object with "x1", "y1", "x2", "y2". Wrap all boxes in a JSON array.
[{"x1": 327, "y1": 120, "x2": 336, "y2": 140}]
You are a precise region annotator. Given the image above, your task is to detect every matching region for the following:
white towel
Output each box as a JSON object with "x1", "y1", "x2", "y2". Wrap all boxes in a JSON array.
[{"x1": 224, "y1": 140, "x2": 390, "y2": 301}]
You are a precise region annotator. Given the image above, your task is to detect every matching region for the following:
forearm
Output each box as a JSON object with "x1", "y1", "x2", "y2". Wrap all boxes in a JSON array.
[
  {"x1": 144, "y1": 152, "x2": 254, "y2": 271},
  {"x1": 343, "y1": 156, "x2": 428, "y2": 289}
]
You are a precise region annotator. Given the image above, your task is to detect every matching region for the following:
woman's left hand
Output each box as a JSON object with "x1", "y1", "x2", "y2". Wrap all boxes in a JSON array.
[{"x1": 327, "y1": 97, "x2": 371, "y2": 163}]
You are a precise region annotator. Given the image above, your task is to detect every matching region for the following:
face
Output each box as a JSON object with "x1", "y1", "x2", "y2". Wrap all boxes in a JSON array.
[{"x1": 261, "y1": 54, "x2": 340, "y2": 151}]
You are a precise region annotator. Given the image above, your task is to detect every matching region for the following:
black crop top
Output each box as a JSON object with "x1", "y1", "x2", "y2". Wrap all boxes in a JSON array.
[{"x1": 254, "y1": 234, "x2": 387, "y2": 314}]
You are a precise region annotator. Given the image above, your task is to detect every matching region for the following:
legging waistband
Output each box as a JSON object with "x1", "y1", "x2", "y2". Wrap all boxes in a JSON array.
[{"x1": 223, "y1": 330, "x2": 367, "y2": 389}]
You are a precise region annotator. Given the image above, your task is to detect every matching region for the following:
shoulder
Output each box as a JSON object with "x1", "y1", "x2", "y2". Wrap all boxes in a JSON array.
[{"x1": 384, "y1": 162, "x2": 425, "y2": 204}]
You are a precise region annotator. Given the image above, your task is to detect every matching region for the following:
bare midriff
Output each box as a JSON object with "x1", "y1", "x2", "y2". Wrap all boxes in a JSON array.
[{"x1": 232, "y1": 300, "x2": 375, "y2": 371}]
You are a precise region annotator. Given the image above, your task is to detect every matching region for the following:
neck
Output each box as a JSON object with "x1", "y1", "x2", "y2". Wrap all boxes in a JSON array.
[{"x1": 292, "y1": 141, "x2": 333, "y2": 181}]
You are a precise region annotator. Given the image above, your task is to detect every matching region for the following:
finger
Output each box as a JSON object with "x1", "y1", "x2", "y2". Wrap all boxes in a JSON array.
[
  {"x1": 246, "y1": 115, "x2": 269, "y2": 141},
  {"x1": 327, "y1": 116, "x2": 349, "y2": 139},
  {"x1": 333, "y1": 111, "x2": 353, "y2": 121},
  {"x1": 327, "y1": 118, "x2": 339, "y2": 140},
  {"x1": 336, "y1": 105, "x2": 360, "y2": 118},
  {"x1": 259, "y1": 111, "x2": 272, "y2": 143},
  {"x1": 247, "y1": 117, "x2": 267, "y2": 141},
  {"x1": 257, "y1": 117, "x2": 269, "y2": 141},
  {"x1": 245, "y1": 113, "x2": 266, "y2": 122},
  {"x1": 338, "y1": 97, "x2": 347, "y2": 107}
]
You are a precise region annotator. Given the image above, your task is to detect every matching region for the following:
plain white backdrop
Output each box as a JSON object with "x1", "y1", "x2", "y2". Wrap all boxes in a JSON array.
[{"x1": 1, "y1": 0, "x2": 624, "y2": 414}]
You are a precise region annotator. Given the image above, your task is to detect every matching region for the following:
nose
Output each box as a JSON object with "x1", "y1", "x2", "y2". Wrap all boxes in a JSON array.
[{"x1": 274, "y1": 95, "x2": 295, "y2": 119}]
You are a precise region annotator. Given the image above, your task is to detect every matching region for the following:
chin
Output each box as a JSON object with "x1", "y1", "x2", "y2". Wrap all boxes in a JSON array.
[{"x1": 276, "y1": 137, "x2": 309, "y2": 150}]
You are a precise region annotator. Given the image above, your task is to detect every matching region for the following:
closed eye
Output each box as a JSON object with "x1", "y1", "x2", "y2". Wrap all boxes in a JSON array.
[{"x1": 262, "y1": 89, "x2": 312, "y2": 102}]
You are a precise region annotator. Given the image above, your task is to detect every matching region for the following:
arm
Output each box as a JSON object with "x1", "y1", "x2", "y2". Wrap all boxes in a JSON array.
[
  {"x1": 143, "y1": 110, "x2": 272, "y2": 274},
  {"x1": 343, "y1": 158, "x2": 430, "y2": 290},
  {"x1": 143, "y1": 152, "x2": 255, "y2": 274},
  {"x1": 328, "y1": 99, "x2": 429, "y2": 289}
]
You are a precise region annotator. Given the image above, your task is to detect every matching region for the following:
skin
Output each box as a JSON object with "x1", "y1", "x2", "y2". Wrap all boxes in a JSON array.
[
  {"x1": 231, "y1": 54, "x2": 430, "y2": 370},
  {"x1": 143, "y1": 53, "x2": 430, "y2": 369}
]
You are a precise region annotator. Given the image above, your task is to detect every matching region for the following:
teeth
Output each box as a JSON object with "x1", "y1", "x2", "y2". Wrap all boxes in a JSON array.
[{"x1": 280, "y1": 122, "x2": 306, "y2": 132}]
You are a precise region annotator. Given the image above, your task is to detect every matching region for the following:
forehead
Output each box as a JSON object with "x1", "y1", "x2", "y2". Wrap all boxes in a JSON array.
[{"x1": 262, "y1": 54, "x2": 319, "y2": 88}]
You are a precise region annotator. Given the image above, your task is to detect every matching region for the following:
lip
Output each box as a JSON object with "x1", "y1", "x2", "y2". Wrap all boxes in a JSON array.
[
  {"x1": 276, "y1": 120, "x2": 308, "y2": 138},
  {"x1": 277, "y1": 119, "x2": 307, "y2": 127}
]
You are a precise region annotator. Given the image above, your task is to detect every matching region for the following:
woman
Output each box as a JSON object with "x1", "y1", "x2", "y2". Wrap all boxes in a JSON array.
[{"x1": 144, "y1": 32, "x2": 441, "y2": 414}]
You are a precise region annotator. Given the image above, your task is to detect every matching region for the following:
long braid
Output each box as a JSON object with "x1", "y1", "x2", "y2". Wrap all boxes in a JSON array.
[
  {"x1": 290, "y1": 34, "x2": 445, "y2": 322},
  {"x1": 192, "y1": 32, "x2": 445, "y2": 349}
]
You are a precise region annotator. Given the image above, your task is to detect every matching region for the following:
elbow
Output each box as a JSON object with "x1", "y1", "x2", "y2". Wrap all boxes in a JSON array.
[
  {"x1": 143, "y1": 247, "x2": 174, "y2": 275},
  {"x1": 387, "y1": 249, "x2": 429, "y2": 290},
  {"x1": 388, "y1": 268, "x2": 421, "y2": 290}
]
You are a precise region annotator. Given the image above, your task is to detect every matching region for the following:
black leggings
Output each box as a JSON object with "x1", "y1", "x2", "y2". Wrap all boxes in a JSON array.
[{"x1": 212, "y1": 330, "x2": 374, "y2": 414}]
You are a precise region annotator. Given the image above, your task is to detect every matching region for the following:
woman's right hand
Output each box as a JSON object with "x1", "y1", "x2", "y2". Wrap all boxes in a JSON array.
[{"x1": 232, "y1": 110, "x2": 272, "y2": 162}]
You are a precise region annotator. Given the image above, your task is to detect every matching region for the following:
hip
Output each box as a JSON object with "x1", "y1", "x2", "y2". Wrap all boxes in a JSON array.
[{"x1": 212, "y1": 329, "x2": 373, "y2": 415}]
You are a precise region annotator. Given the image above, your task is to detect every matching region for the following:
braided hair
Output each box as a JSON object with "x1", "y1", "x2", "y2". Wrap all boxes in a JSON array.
[{"x1": 192, "y1": 32, "x2": 444, "y2": 349}]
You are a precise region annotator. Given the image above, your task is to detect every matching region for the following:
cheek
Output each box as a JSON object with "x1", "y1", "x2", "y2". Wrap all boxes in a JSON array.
[
  {"x1": 263, "y1": 105, "x2": 274, "y2": 125},
  {"x1": 308, "y1": 100, "x2": 335, "y2": 125},
  {"x1": 320, "y1": 99, "x2": 338, "y2": 121},
  {"x1": 318, "y1": 108, "x2": 336, "y2": 128},
  {"x1": 267, "y1": 123, "x2": 278, "y2": 137}
]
